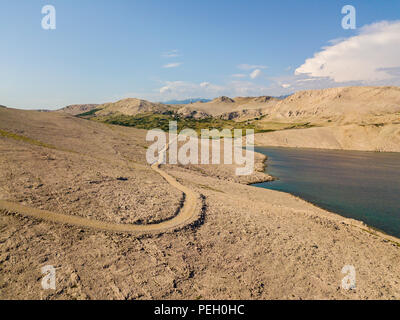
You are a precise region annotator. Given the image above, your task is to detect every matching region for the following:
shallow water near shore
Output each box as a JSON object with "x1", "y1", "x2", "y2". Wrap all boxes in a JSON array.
[{"x1": 253, "y1": 147, "x2": 400, "y2": 238}]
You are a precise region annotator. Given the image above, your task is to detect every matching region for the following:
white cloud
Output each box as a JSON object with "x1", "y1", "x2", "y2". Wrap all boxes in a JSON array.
[
  {"x1": 163, "y1": 62, "x2": 182, "y2": 68},
  {"x1": 281, "y1": 83, "x2": 291, "y2": 88},
  {"x1": 237, "y1": 64, "x2": 268, "y2": 70},
  {"x1": 162, "y1": 50, "x2": 181, "y2": 58},
  {"x1": 250, "y1": 69, "x2": 262, "y2": 79},
  {"x1": 295, "y1": 20, "x2": 400, "y2": 83},
  {"x1": 200, "y1": 82, "x2": 210, "y2": 88},
  {"x1": 159, "y1": 86, "x2": 171, "y2": 94},
  {"x1": 232, "y1": 73, "x2": 247, "y2": 78}
]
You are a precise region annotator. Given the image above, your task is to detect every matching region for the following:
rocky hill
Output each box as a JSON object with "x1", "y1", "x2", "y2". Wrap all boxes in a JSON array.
[
  {"x1": 58, "y1": 104, "x2": 100, "y2": 116},
  {"x1": 260, "y1": 86, "x2": 400, "y2": 125},
  {"x1": 71, "y1": 96, "x2": 279, "y2": 121},
  {"x1": 254, "y1": 86, "x2": 400, "y2": 152},
  {"x1": 176, "y1": 95, "x2": 279, "y2": 119},
  {"x1": 52, "y1": 86, "x2": 400, "y2": 151},
  {"x1": 95, "y1": 98, "x2": 174, "y2": 117}
]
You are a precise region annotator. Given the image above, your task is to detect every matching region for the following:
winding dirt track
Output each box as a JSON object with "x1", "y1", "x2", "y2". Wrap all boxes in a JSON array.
[{"x1": 0, "y1": 138, "x2": 199, "y2": 234}]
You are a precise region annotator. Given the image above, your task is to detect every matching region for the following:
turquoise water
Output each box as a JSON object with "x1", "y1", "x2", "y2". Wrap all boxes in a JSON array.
[{"x1": 253, "y1": 147, "x2": 400, "y2": 238}]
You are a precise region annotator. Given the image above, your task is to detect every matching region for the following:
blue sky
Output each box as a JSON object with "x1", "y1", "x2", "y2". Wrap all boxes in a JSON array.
[{"x1": 1, "y1": 0, "x2": 400, "y2": 109}]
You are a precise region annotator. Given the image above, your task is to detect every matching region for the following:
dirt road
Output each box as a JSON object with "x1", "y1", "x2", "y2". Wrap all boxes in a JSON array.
[{"x1": 0, "y1": 137, "x2": 200, "y2": 235}]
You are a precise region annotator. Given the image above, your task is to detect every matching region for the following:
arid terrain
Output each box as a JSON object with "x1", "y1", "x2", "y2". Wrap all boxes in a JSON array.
[
  {"x1": 255, "y1": 86, "x2": 400, "y2": 151},
  {"x1": 1, "y1": 87, "x2": 400, "y2": 300},
  {"x1": 63, "y1": 86, "x2": 400, "y2": 152}
]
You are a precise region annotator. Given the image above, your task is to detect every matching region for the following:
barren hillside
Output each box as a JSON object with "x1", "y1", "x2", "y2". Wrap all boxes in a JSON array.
[
  {"x1": 53, "y1": 86, "x2": 400, "y2": 152},
  {"x1": 254, "y1": 123, "x2": 400, "y2": 152},
  {"x1": 1, "y1": 106, "x2": 400, "y2": 299},
  {"x1": 260, "y1": 86, "x2": 400, "y2": 125},
  {"x1": 80, "y1": 96, "x2": 279, "y2": 121},
  {"x1": 254, "y1": 87, "x2": 400, "y2": 152},
  {"x1": 95, "y1": 98, "x2": 173, "y2": 116},
  {"x1": 57, "y1": 104, "x2": 100, "y2": 116},
  {"x1": 178, "y1": 95, "x2": 278, "y2": 119}
]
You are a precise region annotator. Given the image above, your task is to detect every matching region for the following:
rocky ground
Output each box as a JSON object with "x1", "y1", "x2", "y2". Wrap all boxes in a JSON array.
[{"x1": 1, "y1": 107, "x2": 400, "y2": 299}]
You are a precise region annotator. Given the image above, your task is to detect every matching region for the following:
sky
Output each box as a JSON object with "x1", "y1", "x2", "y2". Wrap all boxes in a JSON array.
[{"x1": 1, "y1": 0, "x2": 400, "y2": 109}]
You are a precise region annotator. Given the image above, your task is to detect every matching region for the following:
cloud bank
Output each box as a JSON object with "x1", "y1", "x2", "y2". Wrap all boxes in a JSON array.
[{"x1": 295, "y1": 21, "x2": 400, "y2": 83}]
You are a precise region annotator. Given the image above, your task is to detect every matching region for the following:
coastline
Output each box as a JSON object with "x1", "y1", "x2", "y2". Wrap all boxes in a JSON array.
[
  {"x1": 254, "y1": 142, "x2": 400, "y2": 154},
  {"x1": 250, "y1": 146, "x2": 400, "y2": 244}
]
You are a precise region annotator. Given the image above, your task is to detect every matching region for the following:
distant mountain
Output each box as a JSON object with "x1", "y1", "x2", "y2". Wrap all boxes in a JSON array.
[
  {"x1": 162, "y1": 98, "x2": 211, "y2": 105},
  {"x1": 275, "y1": 94, "x2": 292, "y2": 100}
]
